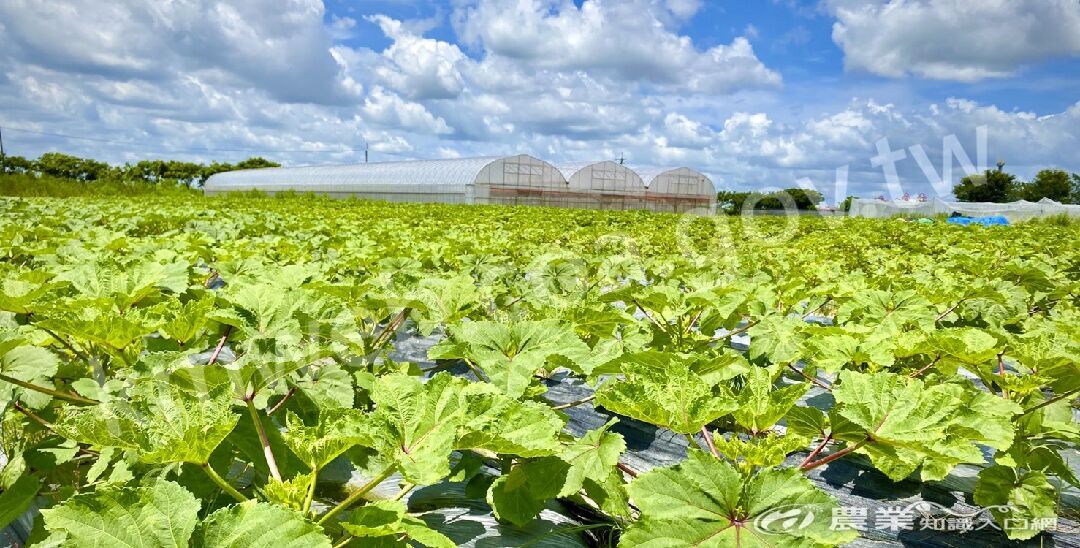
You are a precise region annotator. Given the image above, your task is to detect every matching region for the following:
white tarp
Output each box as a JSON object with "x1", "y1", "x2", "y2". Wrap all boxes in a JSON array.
[{"x1": 849, "y1": 198, "x2": 1080, "y2": 221}]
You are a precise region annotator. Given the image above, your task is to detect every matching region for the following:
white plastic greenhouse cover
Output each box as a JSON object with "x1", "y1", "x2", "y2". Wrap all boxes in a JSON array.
[
  {"x1": 203, "y1": 155, "x2": 718, "y2": 213},
  {"x1": 561, "y1": 161, "x2": 646, "y2": 193},
  {"x1": 203, "y1": 157, "x2": 502, "y2": 200},
  {"x1": 849, "y1": 198, "x2": 1080, "y2": 221}
]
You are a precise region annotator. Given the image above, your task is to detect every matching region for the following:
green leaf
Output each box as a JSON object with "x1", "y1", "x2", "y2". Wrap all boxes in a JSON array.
[
  {"x1": 341, "y1": 500, "x2": 454, "y2": 548},
  {"x1": 487, "y1": 457, "x2": 571, "y2": 526},
  {"x1": 747, "y1": 315, "x2": 806, "y2": 365},
  {"x1": 974, "y1": 465, "x2": 1058, "y2": 541},
  {"x1": 559, "y1": 418, "x2": 626, "y2": 496},
  {"x1": 0, "y1": 473, "x2": 39, "y2": 530},
  {"x1": 41, "y1": 479, "x2": 199, "y2": 547},
  {"x1": 595, "y1": 352, "x2": 738, "y2": 434},
  {"x1": 713, "y1": 432, "x2": 810, "y2": 470},
  {"x1": 733, "y1": 367, "x2": 808, "y2": 433},
  {"x1": 195, "y1": 501, "x2": 331, "y2": 548},
  {"x1": 456, "y1": 382, "x2": 564, "y2": 457},
  {"x1": 263, "y1": 472, "x2": 316, "y2": 512},
  {"x1": 282, "y1": 409, "x2": 372, "y2": 470},
  {"x1": 830, "y1": 370, "x2": 1020, "y2": 481},
  {"x1": 1, "y1": 343, "x2": 61, "y2": 408},
  {"x1": 430, "y1": 320, "x2": 590, "y2": 397},
  {"x1": 368, "y1": 373, "x2": 463, "y2": 485},
  {"x1": 623, "y1": 449, "x2": 856, "y2": 547},
  {"x1": 58, "y1": 381, "x2": 239, "y2": 465}
]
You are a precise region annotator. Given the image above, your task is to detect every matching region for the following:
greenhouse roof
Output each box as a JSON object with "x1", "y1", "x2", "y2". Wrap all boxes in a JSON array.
[{"x1": 205, "y1": 157, "x2": 502, "y2": 190}]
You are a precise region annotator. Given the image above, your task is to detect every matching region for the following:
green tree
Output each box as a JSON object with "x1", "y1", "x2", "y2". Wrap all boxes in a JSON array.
[
  {"x1": 1019, "y1": 169, "x2": 1072, "y2": 202},
  {"x1": 0, "y1": 154, "x2": 33, "y2": 174},
  {"x1": 234, "y1": 157, "x2": 280, "y2": 170},
  {"x1": 34, "y1": 152, "x2": 111, "y2": 181},
  {"x1": 953, "y1": 168, "x2": 1017, "y2": 203}
]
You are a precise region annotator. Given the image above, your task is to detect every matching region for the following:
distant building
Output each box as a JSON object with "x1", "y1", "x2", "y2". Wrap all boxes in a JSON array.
[{"x1": 203, "y1": 155, "x2": 716, "y2": 214}]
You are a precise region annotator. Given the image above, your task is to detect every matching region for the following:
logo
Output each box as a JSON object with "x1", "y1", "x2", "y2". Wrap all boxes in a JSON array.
[{"x1": 753, "y1": 505, "x2": 817, "y2": 535}]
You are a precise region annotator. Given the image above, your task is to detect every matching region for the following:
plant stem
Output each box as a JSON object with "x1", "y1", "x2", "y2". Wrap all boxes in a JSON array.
[
  {"x1": 392, "y1": 482, "x2": 415, "y2": 501},
  {"x1": 552, "y1": 395, "x2": 596, "y2": 410},
  {"x1": 630, "y1": 298, "x2": 668, "y2": 335},
  {"x1": 331, "y1": 536, "x2": 352, "y2": 548},
  {"x1": 935, "y1": 299, "x2": 965, "y2": 323},
  {"x1": 700, "y1": 426, "x2": 720, "y2": 458},
  {"x1": 38, "y1": 326, "x2": 91, "y2": 362},
  {"x1": 246, "y1": 397, "x2": 282, "y2": 481},
  {"x1": 303, "y1": 468, "x2": 318, "y2": 515},
  {"x1": 800, "y1": 439, "x2": 868, "y2": 471},
  {"x1": 267, "y1": 387, "x2": 297, "y2": 415},
  {"x1": 719, "y1": 319, "x2": 758, "y2": 341},
  {"x1": 616, "y1": 462, "x2": 639, "y2": 478},
  {"x1": 798, "y1": 434, "x2": 832, "y2": 468},
  {"x1": 1022, "y1": 387, "x2": 1080, "y2": 416},
  {"x1": 369, "y1": 307, "x2": 412, "y2": 356},
  {"x1": 0, "y1": 373, "x2": 99, "y2": 405},
  {"x1": 317, "y1": 465, "x2": 396, "y2": 526},
  {"x1": 786, "y1": 363, "x2": 831, "y2": 391},
  {"x1": 909, "y1": 355, "x2": 942, "y2": 378},
  {"x1": 463, "y1": 357, "x2": 490, "y2": 383},
  {"x1": 997, "y1": 353, "x2": 1010, "y2": 399},
  {"x1": 13, "y1": 401, "x2": 54, "y2": 430},
  {"x1": 208, "y1": 326, "x2": 232, "y2": 365},
  {"x1": 202, "y1": 462, "x2": 247, "y2": 502}
]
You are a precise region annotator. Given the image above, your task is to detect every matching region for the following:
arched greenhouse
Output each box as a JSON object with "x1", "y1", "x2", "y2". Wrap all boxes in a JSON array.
[{"x1": 203, "y1": 155, "x2": 716, "y2": 213}]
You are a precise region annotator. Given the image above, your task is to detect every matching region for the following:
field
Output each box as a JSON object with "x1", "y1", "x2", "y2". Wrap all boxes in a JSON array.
[{"x1": 1, "y1": 194, "x2": 1078, "y2": 546}]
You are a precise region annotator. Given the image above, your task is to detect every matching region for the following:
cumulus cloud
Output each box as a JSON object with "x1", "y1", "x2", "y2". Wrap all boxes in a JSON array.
[
  {"x1": 367, "y1": 15, "x2": 468, "y2": 101},
  {"x1": 362, "y1": 87, "x2": 452, "y2": 134},
  {"x1": 827, "y1": 0, "x2": 1080, "y2": 81},
  {"x1": 0, "y1": 0, "x2": 360, "y2": 104},
  {"x1": 453, "y1": 0, "x2": 780, "y2": 93}
]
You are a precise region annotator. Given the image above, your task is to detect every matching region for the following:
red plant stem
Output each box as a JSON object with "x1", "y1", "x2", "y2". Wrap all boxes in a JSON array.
[
  {"x1": 909, "y1": 355, "x2": 941, "y2": 378},
  {"x1": 616, "y1": 462, "x2": 639, "y2": 478},
  {"x1": 787, "y1": 363, "x2": 832, "y2": 391},
  {"x1": 800, "y1": 439, "x2": 868, "y2": 471},
  {"x1": 798, "y1": 434, "x2": 832, "y2": 468},
  {"x1": 267, "y1": 387, "x2": 297, "y2": 415},
  {"x1": 701, "y1": 426, "x2": 720, "y2": 458},
  {"x1": 208, "y1": 326, "x2": 232, "y2": 366}
]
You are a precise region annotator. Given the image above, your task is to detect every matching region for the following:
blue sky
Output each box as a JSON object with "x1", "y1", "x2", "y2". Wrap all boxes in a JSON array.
[{"x1": 1, "y1": 0, "x2": 1078, "y2": 202}]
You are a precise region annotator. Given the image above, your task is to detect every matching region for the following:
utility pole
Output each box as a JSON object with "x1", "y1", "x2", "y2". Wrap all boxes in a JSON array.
[
  {"x1": 0, "y1": 125, "x2": 5, "y2": 174},
  {"x1": 364, "y1": 142, "x2": 369, "y2": 163}
]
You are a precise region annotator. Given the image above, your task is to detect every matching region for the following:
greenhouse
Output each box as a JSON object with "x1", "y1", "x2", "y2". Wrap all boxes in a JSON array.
[
  {"x1": 849, "y1": 197, "x2": 1080, "y2": 221},
  {"x1": 203, "y1": 155, "x2": 717, "y2": 213}
]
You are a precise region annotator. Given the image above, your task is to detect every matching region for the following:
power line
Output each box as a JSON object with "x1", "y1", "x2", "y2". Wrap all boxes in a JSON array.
[{"x1": 0, "y1": 125, "x2": 368, "y2": 155}]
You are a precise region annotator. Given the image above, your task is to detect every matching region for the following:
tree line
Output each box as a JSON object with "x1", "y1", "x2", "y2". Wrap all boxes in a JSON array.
[
  {"x1": 953, "y1": 165, "x2": 1080, "y2": 204},
  {"x1": 715, "y1": 188, "x2": 824, "y2": 213},
  {"x1": 0, "y1": 152, "x2": 279, "y2": 188}
]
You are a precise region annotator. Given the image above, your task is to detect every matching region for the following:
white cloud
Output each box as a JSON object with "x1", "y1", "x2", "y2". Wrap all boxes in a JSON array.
[
  {"x1": 0, "y1": 0, "x2": 360, "y2": 104},
  {"x1": 367, "y1": 15, "x2": 468, "y2": 100},
  {"x1": 827, "y1": 0, "x2": 1080, "y2": 81},
  {"x1": 362, "y1": 87, "x2": 452, "y2": 134},
  {"x1": 453, "y1": 0, "x2": 780, "y2": 93}
]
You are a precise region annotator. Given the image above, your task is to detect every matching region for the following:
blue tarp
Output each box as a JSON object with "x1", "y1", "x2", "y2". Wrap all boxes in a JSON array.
[{"x1": 947, "y1": 216, "x2": 1010, "y2": 226}]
